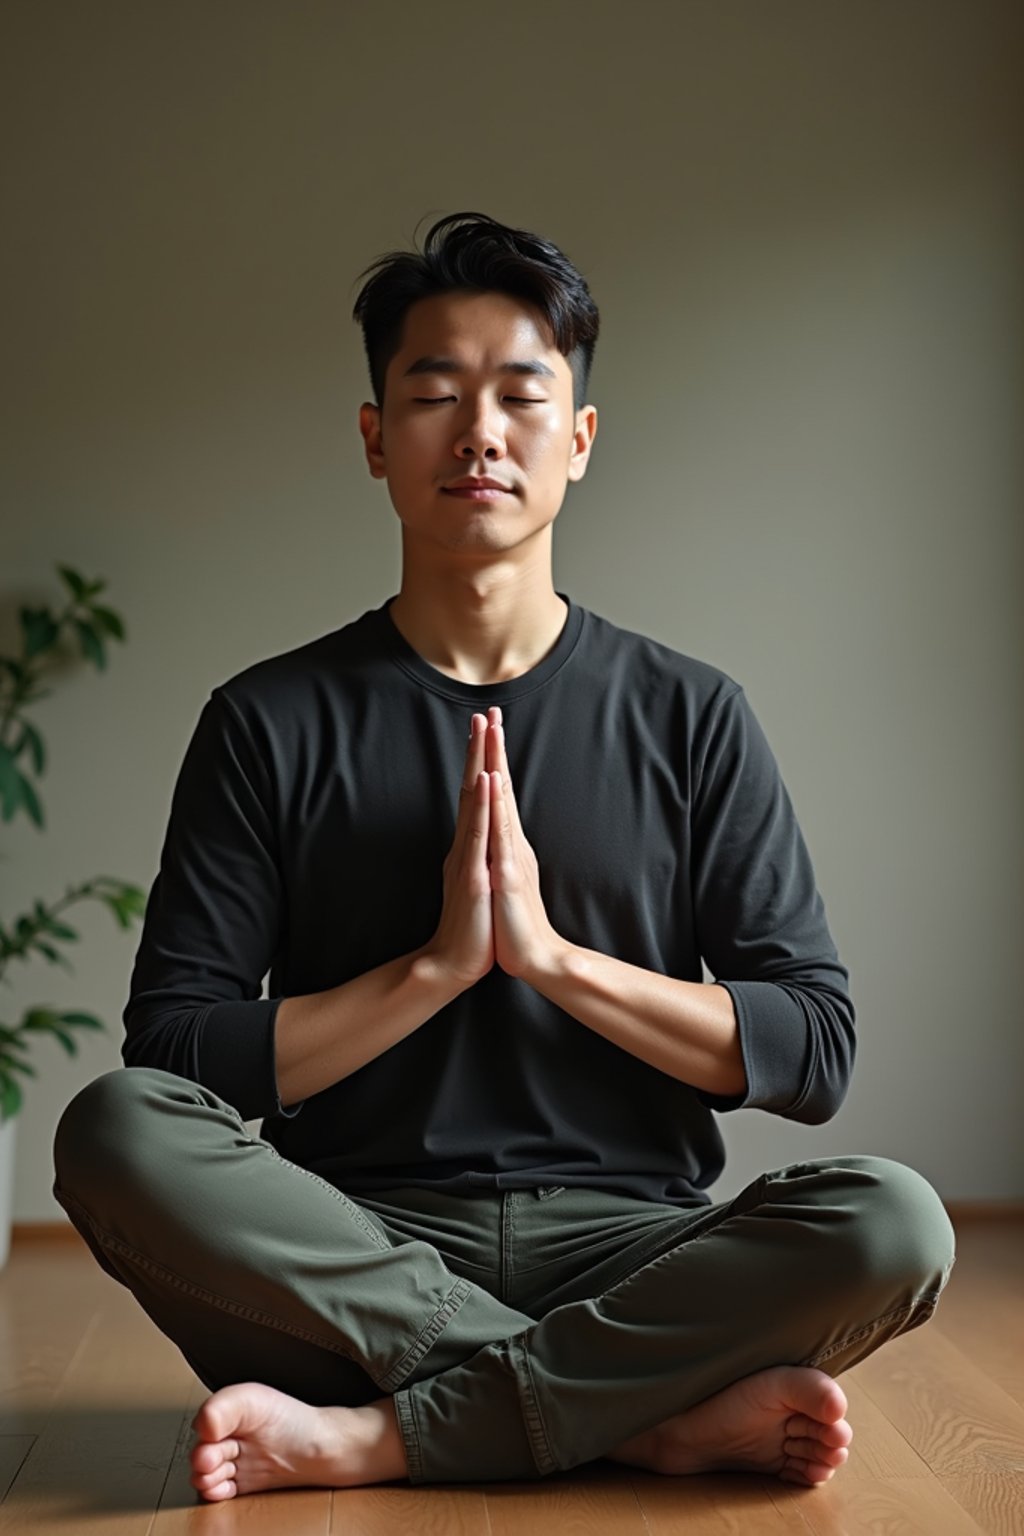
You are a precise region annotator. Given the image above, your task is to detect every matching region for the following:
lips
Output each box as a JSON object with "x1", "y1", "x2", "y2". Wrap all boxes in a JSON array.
[
  {"x1": 442, "y1": 479, "x2": 513, "y2": 501},
  {"x1": 444, "y1": 478, "x2": 512, "y2": 491},
  {"x1": 443, "y1": 486, "x2": 511, "y2": 497}
]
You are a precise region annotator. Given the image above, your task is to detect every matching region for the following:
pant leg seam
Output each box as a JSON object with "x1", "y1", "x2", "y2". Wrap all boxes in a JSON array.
[
  {"x1": 802, "y1": 1290, "x2": 945, "y2": 1368},
  {"x1": 392, "y1": 1388, "x2": 424, "y2": 1484},
  {"x1": 378, "y1": 1277, "x2": 475, "y2": 1392},
  {"x1": 261, "y1": 1147, "x2": 391, "y2": 1250},
  {"x1": 56, "y1": 1185, "x2": 369, "y2": 1371},
  {"x1": 511, "y1": 1334, "x2": 558, "y2": 1476}
]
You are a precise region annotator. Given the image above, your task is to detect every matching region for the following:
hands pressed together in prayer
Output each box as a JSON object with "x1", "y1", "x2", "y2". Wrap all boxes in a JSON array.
[
  {"x1": 275, "y1": 695, "x2": 737, "y2": 1106},
  {"x1": 420, "y1": 709, "x2": 743, "y2": 1097},
  {"x1": 428, "y1": 706, "x2": 566, "y2": 988}
]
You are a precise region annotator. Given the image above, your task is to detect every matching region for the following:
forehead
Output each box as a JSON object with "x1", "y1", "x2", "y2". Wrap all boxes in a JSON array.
[{"x1": 390, "y1": 291, "x2": 571, "y2": 386}]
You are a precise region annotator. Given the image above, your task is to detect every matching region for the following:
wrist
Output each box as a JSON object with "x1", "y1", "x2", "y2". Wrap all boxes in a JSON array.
[
  {"x1": 409, "y1": 946, "x2": 483, "y2": 1001},
  {"x1": 520, "y1": 933, "x2": 578, "y2": 991}
]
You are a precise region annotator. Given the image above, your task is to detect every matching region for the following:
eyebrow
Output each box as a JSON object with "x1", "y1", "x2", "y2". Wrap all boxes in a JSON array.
[{"x1": 401, "y1": 355, "x2": 558, "y2": 382}]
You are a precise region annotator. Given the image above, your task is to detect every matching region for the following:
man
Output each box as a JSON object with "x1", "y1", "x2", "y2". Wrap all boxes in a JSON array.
[{"x1": 53, "y1": 211, "x2": 955, "y2": 1502}]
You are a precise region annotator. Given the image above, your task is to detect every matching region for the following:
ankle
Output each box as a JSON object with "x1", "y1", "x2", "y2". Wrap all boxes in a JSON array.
[{"x1": 358, "y1": 1398, "x2": 409, "y2": 1483}]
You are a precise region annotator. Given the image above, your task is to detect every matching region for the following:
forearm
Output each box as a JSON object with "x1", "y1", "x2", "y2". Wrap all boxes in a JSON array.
[
  {"x1": 527, "y1": 943, "x2": 747, "y2": 1098},
  {"x1": 274, "y1": 948, "x2": 466, "y2": 1107}
]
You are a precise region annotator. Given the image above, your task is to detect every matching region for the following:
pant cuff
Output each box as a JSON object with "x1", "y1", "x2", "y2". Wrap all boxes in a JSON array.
[{"x1": 393, "y1": 1337, "x2": 548, "y2": 1484}]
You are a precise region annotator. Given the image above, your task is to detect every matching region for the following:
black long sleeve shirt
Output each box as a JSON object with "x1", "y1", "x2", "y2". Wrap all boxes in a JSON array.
[{"x1": 123, "y1": 595, "x2": 855, "y2": 1207}]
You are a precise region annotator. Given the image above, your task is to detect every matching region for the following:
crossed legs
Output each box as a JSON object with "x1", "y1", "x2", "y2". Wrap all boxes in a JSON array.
[{"x1": 52, "y1": 1068, "x2": 956, "y2": 1499}]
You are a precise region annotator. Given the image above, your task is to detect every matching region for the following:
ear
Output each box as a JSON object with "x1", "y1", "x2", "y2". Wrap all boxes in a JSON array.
[
  {"x1": 359, "y1": 401, "x2": 388, "y2": 481},
  {"x1": 568, "y1": 404, "x2": 598, "y2": 484}
]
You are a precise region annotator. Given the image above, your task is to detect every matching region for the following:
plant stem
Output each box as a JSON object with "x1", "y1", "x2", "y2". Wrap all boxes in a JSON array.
[
  {"x1": 0, "y1": 596, "x2": 87, "y2": 742},
  {"x1": 0, "y1": 879, "x2": 107, "y2": 989}
]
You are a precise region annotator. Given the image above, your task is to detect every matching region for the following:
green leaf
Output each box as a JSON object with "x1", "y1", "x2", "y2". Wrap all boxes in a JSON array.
[
  {"x1": 0, "y1": 744, "x2": 22, "y2": 821},
  {"x1": 44, "y1": 920, "x2": 79, "y2": 941},
  {"x1": 19, "y1": 606, "x2": 60, "y2": 659},
  {"x1": 96, "y1": 883, "x2": 147, "y2": 919},
  {"x1": 0, "y1": 1077, "x2": 23, "y2": 1119},
  {"x1": 74, "y1": 619, "x2": 106, "y2": 671},
  {"x1": 89, "y1": 604, "x2": 125, "y2": 641},
  {"x1": 57, "y1": 1011, "x2": 105, "y2": 1029},
  {"x1": 22, "y1": 1007, "x2": 61, "y2": 1031},
  {"x1": 57, "y1": 565, "x2": 88, "y2": 601},
  {"x1": 83, "y1": 579, "x2": 108, "y2": 598},
  {"x1": 21, "y1": 721, "x2": 45, "y2": 775},
  {"x1": 51, "y1": 1028, "x2": 78, "y2": 1055},
  {"x1": 17, "y1": 769, "x2": 43, "y2": 828},
  {"x1": 35, "y1": 942, "x2": 71, "y2": 967},
  {"x1": 5, "y1": 1058, "x2": 36, "y2": 1078}
]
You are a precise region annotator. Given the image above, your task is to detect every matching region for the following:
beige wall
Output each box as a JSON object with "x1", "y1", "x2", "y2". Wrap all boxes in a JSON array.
[{"x1": 3, "y1": 0, "x2": 1021, "y2": 1219}]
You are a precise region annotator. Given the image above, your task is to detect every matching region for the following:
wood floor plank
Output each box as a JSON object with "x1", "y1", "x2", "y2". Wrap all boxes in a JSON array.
[
  {"x1": 837, "y1": 1372, "x2": 931, "y2": 1481},
  {"x1": 483, "y1": 1463, "x2": 649, "y2": 1534},
  {"x1": 331, "y1": 1483, "x2": 490, "y2": 1534},
  {"x1": 939, "y1": 1467, "x2": 1024, "y2": 1536},
  {"x1": 851, "y1": 1323, "x2": 1024, "y2": 1534},
  {"x1": 934, "y1": 1224, "x2": 1024, "y2": 1410},
  {"x1": 0, "y1": 1243, "x2": 114, "y2": 1435},
  {"x1": 0, "y1": 1293, "x2": 194, "y2": 1535},
  {"x1": 0, "y1": 1438, "x2": 34, "y2": 1503},
  {"x1": 769, "y1": 1473, "x2": 990, "y2": 1534},
  {"x1": 627, "y1": 1469, "x2": 813, "y2": 1532}
]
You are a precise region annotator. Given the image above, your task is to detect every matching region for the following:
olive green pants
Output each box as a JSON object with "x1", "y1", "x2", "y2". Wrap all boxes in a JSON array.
[{"x1": 51, "y1": 1067, "x2": 956, "y2": 1484}]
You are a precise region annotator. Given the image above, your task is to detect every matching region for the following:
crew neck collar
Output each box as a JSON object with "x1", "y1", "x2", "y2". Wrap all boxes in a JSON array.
[{"x1": 378, "y1": 592, "x2": 585, "y2": 704}]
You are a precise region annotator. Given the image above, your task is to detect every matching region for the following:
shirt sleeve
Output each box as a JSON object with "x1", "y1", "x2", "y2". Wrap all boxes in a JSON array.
[
  {"x1": 121, "y1": 687, "x2": 301, "y2": 1121},
  {"x1": 689, "y1": 685, "x2": 855, "y2": 1123}
]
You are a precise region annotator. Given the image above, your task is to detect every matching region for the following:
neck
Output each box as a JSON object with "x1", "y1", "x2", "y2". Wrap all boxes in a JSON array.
[{"x1": 388, "y1": 548, "x2": 568, "y2": 686}]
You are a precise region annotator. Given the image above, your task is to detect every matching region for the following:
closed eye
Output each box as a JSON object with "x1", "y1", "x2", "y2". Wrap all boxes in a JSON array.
[{"x1": 413, "y1": 397, "x2": 543, "y2": 405}]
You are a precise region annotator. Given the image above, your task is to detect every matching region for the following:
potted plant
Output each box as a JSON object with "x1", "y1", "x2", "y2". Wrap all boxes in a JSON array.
[{"x1": 0, "y1": 565, "x2": 146, "y2": 1265}]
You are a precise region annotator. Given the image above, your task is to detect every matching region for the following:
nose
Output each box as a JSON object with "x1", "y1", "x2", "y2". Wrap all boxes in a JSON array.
[{"x1": 453, "y1": 398, "x2": 507, "y2": 461}]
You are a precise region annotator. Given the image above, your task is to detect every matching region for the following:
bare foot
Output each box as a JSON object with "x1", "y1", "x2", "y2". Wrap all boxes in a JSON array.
[
  {"x1": 607, "y1": 1365, "x2": 853, "y2": 1488},
  {"x1": 189, "y1": 1382, "x2": 408, "y2": 1501}
]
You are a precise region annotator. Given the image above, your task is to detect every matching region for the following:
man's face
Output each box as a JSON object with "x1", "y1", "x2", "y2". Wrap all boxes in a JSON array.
[{"x1": 360, "y1": 290, "x2": 596, "y2": 559}]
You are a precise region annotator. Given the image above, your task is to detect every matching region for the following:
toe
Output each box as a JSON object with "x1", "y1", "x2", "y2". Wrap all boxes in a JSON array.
[
  {"x1": 799, "y1": 1368, "x2": 848, "y2": 1422},
  {"x1": 787, "y1": 1412, "x2": 853, "y2": 1448},
  {"x1": 785, "y1": 1437, "x2": 849, "y2": 1468},
  {"x1": 191, "y1": 1382, "x2": 258, "y2": 1442},
  {"x1": 195, "y1": 1461, "x2": 237, "y2": 1488},
  {"x1": 192, "y1": 1436, "x2": 241, "y2": 1472},
  {"x1": 195, "y1": 1476, "x2": 237, "y2": 1502},
  {"x1": 819, "y1": 1380, "x2": 849, "y2": 1423},
  {"x1": 781, "y1": 1458, "x2": 838, "y2": 1487}
]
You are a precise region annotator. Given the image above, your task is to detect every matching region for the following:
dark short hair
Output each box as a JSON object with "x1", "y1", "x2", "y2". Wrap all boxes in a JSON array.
[{"x1": 351, "y1": 211, "x2": 600, "y2": 413}]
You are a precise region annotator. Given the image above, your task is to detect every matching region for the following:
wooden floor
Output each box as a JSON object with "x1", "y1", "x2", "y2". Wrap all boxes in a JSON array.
[{"x1": 0, "y1": 1216, "x2": 1021, "y2": 1535}]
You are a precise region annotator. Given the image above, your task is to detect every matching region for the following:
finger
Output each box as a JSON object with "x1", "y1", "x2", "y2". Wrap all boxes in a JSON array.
[
  {"x1": 467, "y1": 770, "x2": 490, "y2": 854},
  {"x1": 487, "y1": 770, "x2": 513, "y2": 867},
  {"x1": 465, "y1": 712, "x2": 487, "y2": 778},
  {"x1": 456, "y1": 716, "x2": 487, "y2": 827},
  {"x1": 483, "y1": 709, "x2": 502, "y2": 776},
  {"x1": 486, "y1": 721, "x2": 523, "y2": 836}
]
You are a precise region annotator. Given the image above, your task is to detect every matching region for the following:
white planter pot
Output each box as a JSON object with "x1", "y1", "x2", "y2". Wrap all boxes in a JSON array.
[{"x1": 0, "y1": 1113, "x2": 17, "y2": 1270}]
